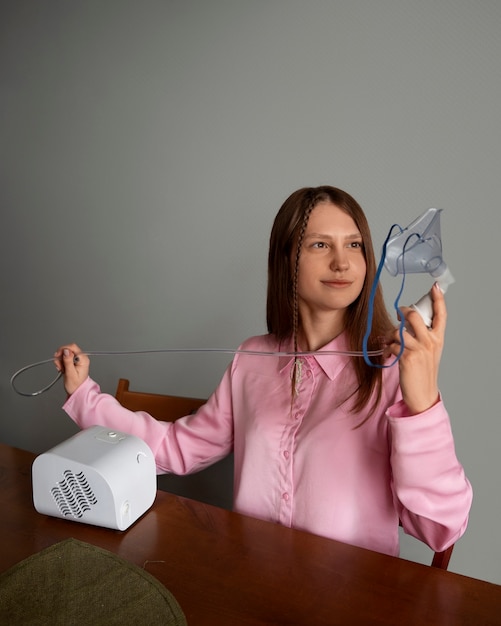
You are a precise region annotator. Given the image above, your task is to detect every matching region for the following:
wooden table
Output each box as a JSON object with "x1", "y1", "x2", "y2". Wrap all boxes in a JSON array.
[{"x1": 1, "y1": 442, "x2": 500, "y2": 625}]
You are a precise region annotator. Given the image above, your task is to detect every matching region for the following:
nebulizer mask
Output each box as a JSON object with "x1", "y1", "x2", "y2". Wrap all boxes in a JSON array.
[
  {"x1": 384, "y1": 207, "x2": 454, "y2": 325},
  {"x1": 363, "y1": 207, "x2": 454, "y2": 366}
]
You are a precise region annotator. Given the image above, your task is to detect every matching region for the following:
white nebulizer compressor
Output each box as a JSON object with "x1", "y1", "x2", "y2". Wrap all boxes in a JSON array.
[{"x1": 32, "y1": 426, "x2": 157, "y2": 531}]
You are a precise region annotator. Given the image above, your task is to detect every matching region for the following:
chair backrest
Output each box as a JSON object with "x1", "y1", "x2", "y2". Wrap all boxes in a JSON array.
[{"x1": 115, "y1": 378, "x2": 206, "y2": 422}]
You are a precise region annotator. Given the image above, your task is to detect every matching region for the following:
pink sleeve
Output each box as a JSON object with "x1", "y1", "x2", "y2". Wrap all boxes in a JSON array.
[
  {"x1": 387, "y1": 400, "x2": 473, "y2": 552},
  {"x1": 63, "y1": 375, "x2": 234, "y2": 475}
]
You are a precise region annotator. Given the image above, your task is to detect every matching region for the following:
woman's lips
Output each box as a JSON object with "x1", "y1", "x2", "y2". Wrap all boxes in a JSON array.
[{"x1": 322, "y1": 280, "x2": 352, "y2": 288}]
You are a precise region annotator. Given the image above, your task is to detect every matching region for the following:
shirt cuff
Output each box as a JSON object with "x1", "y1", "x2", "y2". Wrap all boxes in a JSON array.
[
  {"x1": 387, "y1": 393, "x2": 443, "y2": 419},
  {"x1": 62, "y1": 376, "x2": 94, "y2": 411}
]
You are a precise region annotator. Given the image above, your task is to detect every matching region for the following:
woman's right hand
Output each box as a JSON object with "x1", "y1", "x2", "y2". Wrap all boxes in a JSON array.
[{"x1": 54, "y1": 343, "x2": 90, "y2": 395}]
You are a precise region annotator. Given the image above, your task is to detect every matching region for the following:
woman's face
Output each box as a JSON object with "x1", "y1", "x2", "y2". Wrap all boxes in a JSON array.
[{"x1": 296, "y1": 201, "x2": 367, "y2": 319}]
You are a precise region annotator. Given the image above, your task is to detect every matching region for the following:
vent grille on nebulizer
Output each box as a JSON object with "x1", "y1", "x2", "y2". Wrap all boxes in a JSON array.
[{"x1": 51, "y1": 469, "x2": 98, "y2": 519}]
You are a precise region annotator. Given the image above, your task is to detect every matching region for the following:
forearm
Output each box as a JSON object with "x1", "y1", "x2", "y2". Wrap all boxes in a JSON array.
[{"x1": 388, "y1": 400, "x2": 473, "y2": 551}]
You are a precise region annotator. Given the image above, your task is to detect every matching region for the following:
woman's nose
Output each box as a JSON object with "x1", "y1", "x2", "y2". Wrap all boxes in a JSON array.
[{"x1": 330, "y1": 249, "x2": 349, "y2": 271}]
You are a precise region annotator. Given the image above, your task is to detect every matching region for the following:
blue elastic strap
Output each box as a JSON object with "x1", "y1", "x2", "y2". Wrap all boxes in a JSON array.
[{"x1": 363, "y1": 225, "x2": 407, "y2": 368}]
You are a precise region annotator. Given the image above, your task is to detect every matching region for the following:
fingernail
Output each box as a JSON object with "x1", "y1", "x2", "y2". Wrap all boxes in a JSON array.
[{"x1": 63, "y1": 349, "x2": 69, "y2": 357}]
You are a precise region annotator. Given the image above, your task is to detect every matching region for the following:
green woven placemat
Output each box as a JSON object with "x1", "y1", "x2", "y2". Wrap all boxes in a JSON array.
[{"x1": 0, "y1": 538, "x2": 186, "y2": 625}]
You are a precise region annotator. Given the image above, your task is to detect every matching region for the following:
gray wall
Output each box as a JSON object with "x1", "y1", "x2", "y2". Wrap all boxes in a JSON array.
[{"x1": 1, "y1": 1, "x2": 500, "y2": 584}]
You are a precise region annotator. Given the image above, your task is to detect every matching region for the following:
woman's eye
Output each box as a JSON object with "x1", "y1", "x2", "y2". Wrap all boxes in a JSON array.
[{"x1": 308, "y1": 240, "x2": 363, "y2": 250}]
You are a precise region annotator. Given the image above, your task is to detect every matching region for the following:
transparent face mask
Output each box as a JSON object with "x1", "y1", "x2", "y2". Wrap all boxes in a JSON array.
[{"x1": 363, "y1": 207, "x2": 454, "y2": 367}]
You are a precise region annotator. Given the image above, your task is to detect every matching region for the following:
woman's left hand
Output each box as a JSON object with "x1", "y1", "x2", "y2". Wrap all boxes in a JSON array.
[{"x1": 384, "y1": 283, "x2": 446, "y2": 414}]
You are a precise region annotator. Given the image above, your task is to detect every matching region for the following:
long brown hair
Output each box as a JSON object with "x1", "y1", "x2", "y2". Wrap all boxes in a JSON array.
[{"x1": 267, "y1": 186, "x2": 394, "y2": 417}]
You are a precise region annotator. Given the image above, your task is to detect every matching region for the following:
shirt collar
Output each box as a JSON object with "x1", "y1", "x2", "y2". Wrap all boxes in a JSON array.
[{"x1": 278, "y1": 332, "x2": 353, "y2": 381}]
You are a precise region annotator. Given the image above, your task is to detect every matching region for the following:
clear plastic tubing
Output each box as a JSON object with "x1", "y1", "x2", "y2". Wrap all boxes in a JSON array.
[{"x1": 11, "y1": 347, "x2": 385, "y2": 397}]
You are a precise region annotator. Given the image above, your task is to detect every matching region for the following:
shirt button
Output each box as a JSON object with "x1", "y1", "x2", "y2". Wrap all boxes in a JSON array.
[
  {"x1": 282, "y1": 493, "x2": 289, "y2": 501},
  {"x1": 283, "y1": 450, "x2": 290, "y2": 459}
]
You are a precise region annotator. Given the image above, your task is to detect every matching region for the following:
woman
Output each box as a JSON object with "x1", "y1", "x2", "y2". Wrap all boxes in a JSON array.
[{"x1": 55, "y1": 186, "x2": 472, "y2": 556}]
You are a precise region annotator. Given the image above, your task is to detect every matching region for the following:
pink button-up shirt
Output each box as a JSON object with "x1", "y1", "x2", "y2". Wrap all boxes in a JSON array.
[{"x1": 64, "y1": 332, "x2": 472, "y2": 556}]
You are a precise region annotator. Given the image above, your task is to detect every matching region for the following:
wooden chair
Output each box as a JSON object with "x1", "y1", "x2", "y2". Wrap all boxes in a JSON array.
[{"x1": 115, "y1": 379, "x2": 454, "y2": 569}]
